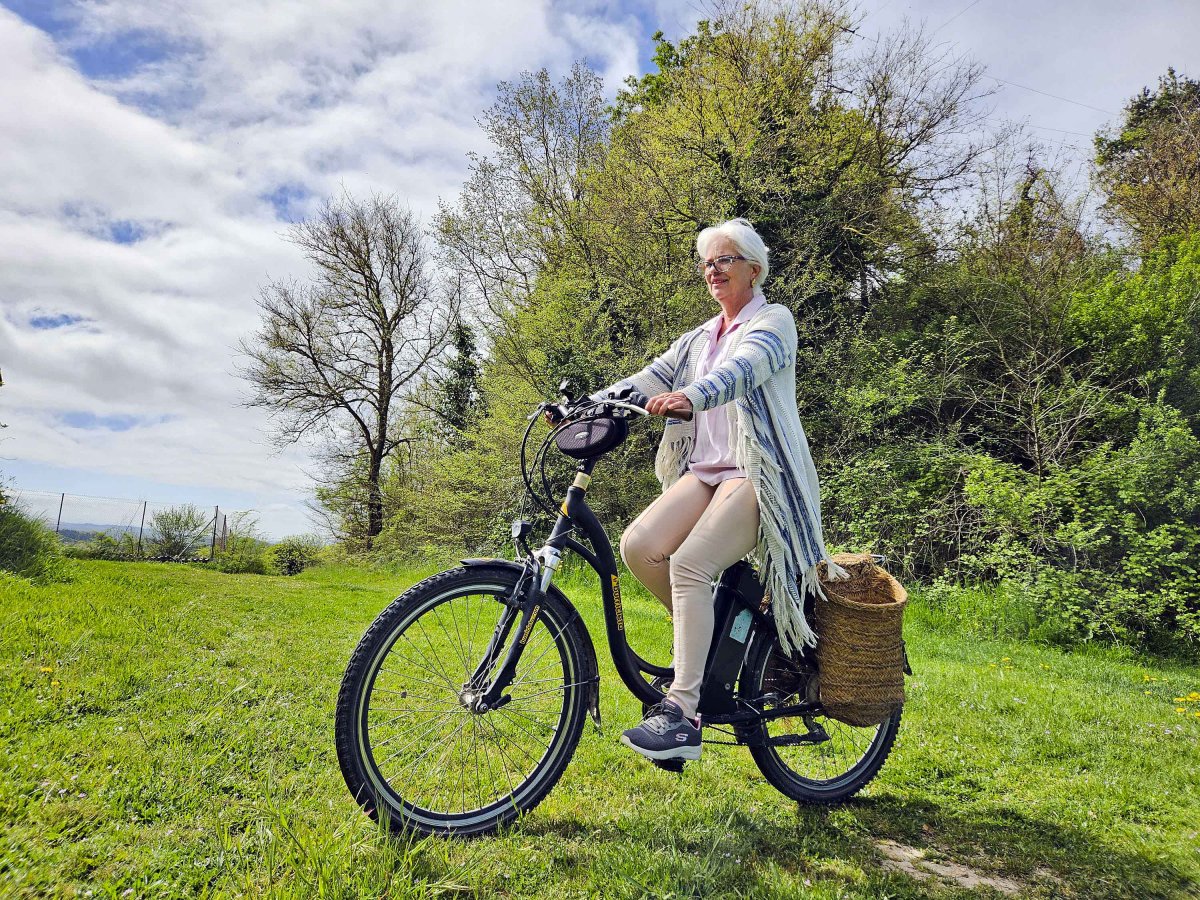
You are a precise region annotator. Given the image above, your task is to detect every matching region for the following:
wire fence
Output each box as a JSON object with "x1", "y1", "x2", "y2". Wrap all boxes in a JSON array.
[{"x1": 8, "y1": 489, "x2": 250, "y2": 561}]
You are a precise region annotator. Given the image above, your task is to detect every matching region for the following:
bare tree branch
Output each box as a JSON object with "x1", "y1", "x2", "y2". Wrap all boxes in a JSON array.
[{"x1": 239, "y1": 192, "x2": 455, "y2": 545}]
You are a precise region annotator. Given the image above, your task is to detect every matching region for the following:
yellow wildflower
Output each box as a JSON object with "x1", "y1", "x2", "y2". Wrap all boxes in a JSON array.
[
  {"x1": 39, "y1": 667, "x2": 53, "y2": 673},
  {"x1": 1188, "y1": 692, "x2": 1200, "y2": 700},
  {"x1": 1177, "y1": 707, "x2": 1187, "y2": 713}
]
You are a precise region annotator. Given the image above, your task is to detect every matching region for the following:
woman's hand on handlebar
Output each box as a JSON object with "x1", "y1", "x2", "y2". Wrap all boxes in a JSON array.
[
  {"x1": 646, "y1": 391, "x2": 694, "y2": 420},
  {"x1": 543, "y1": 403, "x2": 569, "y2": 425}
]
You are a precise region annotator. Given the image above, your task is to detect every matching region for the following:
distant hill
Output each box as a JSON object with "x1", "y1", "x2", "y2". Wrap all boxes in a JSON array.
[{"x1": 57, "y1": 523, "x2": 144, "y2": 543}]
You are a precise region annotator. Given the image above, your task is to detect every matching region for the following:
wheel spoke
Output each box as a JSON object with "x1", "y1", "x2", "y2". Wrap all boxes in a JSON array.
[
  {"x1": 349, "y1": 579, "x2": 581, "y2": 829},
  {"x1": 748, "y1": 642, "x2": 898, "y2": 798},
  {"x1": 504, "y1": 680, "x2": 589, "y2": 704}
]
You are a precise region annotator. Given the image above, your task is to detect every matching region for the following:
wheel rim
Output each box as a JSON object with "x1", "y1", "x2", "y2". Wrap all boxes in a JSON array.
[
  {"x1": 755, "y1": 644, "x2": 892, "y2": 790},
  {"x1": 356, "y1": 582, "x2": 580, "y2": 827}
]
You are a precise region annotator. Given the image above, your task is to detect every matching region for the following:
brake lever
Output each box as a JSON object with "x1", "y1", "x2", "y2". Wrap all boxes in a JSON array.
[
  {"x1": 601, "y1": 398, "x2": 692, "y2": 421},
  {"x1": 605, "y1": 400, "x2": 650, "y2": 417}
]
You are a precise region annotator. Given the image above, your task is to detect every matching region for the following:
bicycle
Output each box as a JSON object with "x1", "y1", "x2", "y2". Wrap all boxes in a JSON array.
[{"x1": 334, "y1": 383, "x2": 903, "y2": 836}]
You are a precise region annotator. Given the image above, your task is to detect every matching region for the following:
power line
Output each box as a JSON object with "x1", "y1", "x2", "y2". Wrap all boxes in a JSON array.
[
  {"x1": 841, "y1": 25, "x2": 1118, "y2": 119},
  {"x1": 1025, "y1": 123, "x2": 1093, "y2": 138},
  {"x1": 931, "y1": 0, "x2": 986, "y2": 35},
  {"x1": 992, "y1": 118, "x2": 1096, "y2": 139},
  {"x1": 985, "y1": 75, "x2": 1115, "y2": 116}
]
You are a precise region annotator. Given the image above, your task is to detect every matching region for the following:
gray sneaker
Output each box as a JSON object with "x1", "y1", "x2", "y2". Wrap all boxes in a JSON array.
[{"x1": 620, "y1": 699, "x2": 702, "y2": 761}]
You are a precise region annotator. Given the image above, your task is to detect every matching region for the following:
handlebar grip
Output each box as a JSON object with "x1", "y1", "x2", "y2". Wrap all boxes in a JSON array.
[{"x1": 544, "y1": 403, "x2": 570, "y2": 424}]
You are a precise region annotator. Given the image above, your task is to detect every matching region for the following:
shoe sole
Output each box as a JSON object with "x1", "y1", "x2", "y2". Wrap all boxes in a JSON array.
[{"x1": 620, "y1": 734, "x2": 702, "y2": 761}]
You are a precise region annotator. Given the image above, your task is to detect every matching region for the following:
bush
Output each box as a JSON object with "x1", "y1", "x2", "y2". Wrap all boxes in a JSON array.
[
  {"x1": 209, "y1": 512, "x2": 269, "y2": 575},
  {"x1": 960, "y1": 402, "x2": 1200, "y2": 653},
  {"x1": 0, "y1": 504, "x2": 66, "y2": 582},
  {"x1": 210, "y1": 550, "x2": 267, "y2": 575},
  {"x1": 63, "y1": 532, "x2": 139, "y2": 561},
  {"x1": 149, "y1": 504, "x2": 210, "y2": 559},
  {"x1": 266, "y1": 535, "x2": 323, "y2": 576}
]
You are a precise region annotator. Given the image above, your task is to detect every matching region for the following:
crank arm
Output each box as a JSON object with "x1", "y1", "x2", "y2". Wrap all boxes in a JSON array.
[{"x1": 707, "y1": 698, "x2": 824, "y2": 727}]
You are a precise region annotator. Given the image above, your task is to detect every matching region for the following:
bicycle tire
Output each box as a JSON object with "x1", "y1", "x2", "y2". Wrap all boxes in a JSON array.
[
  {"x1": 741, "y1": 631, "x2": 900, "y2": 803},
  {"x1": 335, "y1": 565, "x2": 590, "y2": 836}
]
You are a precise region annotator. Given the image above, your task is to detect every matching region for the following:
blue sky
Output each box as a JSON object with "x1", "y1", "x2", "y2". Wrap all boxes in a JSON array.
[{"x1": 1, "y1": 0, "x2": 1196, "y2": 538}]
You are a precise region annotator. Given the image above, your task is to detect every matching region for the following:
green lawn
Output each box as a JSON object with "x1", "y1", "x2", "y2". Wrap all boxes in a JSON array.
[{"x1": 2, "y1": 560, "x2": 1198, "y2": 898}]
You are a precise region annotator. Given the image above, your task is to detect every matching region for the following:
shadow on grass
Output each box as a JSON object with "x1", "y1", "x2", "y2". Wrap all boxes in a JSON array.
[
  {"x1": 519, "y1": 792, "x2": 1193, "y2": 899},
  {"x1": 845, "y1": 792, "x2": 1192, "y2": 899}
]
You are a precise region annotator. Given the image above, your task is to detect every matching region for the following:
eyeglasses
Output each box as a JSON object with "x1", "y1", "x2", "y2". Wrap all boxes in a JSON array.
[{"x1": 696, "y1": 255, "x2": 746, "y2": 275}]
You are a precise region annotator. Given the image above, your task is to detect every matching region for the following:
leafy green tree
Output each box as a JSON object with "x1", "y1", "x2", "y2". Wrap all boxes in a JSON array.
[
  {"x1": 1066, "y1": 229, "x2": 1200, "y2": 424},
  {"x1": 437, "y1": 318, "x2": 487, "y2": 439},
  {"x1": 149, "y1": 504, "x2": 209, "y2": 559},
  {"x1": 1094, "y1": 68, "x2": 1200, "y2": 251},
  {"x1": 419, "y1": 0, "x2": 995, "y2": 553}
]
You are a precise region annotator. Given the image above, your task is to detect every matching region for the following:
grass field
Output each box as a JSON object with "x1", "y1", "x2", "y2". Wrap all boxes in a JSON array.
[{"x1": 2, "y1": 560, "x2": 1198, "y2": 899}]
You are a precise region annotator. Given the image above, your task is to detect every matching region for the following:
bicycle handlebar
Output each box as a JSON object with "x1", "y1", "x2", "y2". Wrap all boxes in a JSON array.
[
  {"x1": 555, "y1": 389, "x2": 693, "y2": 423},
  {"x1": 618, "y1": 400, "x2": 694, "y2": 423}
]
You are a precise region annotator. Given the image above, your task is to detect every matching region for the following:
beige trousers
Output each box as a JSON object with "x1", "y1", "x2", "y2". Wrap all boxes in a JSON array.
[{"x1": 619, "y1": 473, "x2": 760, "y2": 719}]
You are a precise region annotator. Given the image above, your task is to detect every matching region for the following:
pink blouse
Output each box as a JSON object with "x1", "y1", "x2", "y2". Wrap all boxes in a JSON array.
[{"x1": 688, "y1": 292, "x2": 767, "y2": 485}]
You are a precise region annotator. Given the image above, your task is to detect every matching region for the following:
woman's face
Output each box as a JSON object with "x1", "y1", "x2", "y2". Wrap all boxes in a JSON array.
[{"x1": 701, "y1": 235, "x2": 760, "y2": 307}]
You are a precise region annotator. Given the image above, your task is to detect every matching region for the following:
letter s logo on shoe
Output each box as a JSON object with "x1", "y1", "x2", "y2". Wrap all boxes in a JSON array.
[{"x1": 676, "y1": 734, "x2": 687, "y2": 742}]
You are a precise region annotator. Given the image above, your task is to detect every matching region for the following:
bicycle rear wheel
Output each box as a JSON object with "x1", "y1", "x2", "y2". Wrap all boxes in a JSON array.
[
  {"x1": 742, "y1": 632, "x2": 900, "y2": 803},
  {"x1": 335, "y1": 565, "x2": 590, "y2": 836}
]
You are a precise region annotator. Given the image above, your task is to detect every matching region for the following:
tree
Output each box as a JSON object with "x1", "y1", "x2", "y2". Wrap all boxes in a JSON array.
[
  {"x1": 149, "y1": 504, "x2": 209, "y2": 559},
  {"x1": 435, "y1": 62, "x2": 610, "y2": 387},
  {"x1": 240, "y1": 192, "x2": 453, "y2": 547},
  {"x1": 416, "y1": 0, "x2": 1000, "y2": 553},
  {"x1": 1094, "y1": 68, "x2": 1200, "y2": 251},
  {"x1": 603, "y1": 0, "x2": 992, "y2": 326},
  {"x1": 438, "y1": 318, "x2": 486, "y2": 439}
]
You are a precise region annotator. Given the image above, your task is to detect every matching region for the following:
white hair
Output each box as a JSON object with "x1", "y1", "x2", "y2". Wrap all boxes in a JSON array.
[{"x1": 696, "y1": 218, "x2": 770, "y2": 289}]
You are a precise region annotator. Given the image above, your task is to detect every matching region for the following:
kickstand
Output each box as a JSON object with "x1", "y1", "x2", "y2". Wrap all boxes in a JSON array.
[{"x1": 650, "y1": 758, "x2": 686, "y2": 774}]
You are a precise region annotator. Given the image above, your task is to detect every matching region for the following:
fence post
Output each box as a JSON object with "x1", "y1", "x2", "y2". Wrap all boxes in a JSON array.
[
  {"x1": 210, "y1": 506, "x2": 219, "y2": 561},
  {"x1": 55, "y1": 493, "x2": 65, "y2": 534},
  {"x1": 136, "y1": 501, "x2": 148, "y2": 558}
]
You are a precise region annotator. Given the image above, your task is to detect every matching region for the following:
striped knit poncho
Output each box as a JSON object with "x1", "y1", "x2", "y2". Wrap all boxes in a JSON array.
[{"x1": 605, "y1": 297, "x2": 846, "y2": 652}]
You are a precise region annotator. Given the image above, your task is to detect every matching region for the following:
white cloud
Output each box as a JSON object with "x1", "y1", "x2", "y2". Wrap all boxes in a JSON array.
[
  {"x1": 0, "y1": 2, "x2": 656, "y2": 537},
  {"x1": 2, "y1": 0, "x2": 1194, "y2": 538}
]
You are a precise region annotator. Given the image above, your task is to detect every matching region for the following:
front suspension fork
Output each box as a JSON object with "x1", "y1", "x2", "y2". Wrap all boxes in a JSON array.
[{"x1": 470, "y1": 551, "x2": 560, "y2": 710}]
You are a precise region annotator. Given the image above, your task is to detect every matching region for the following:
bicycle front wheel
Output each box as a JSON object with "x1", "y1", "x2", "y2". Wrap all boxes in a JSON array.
[
  {"x1": 742, "y1": 633, "x2": 900, "y2": 804},
  {"x1": 335, "y1": 565, "x2": 590, "y2": 836}
]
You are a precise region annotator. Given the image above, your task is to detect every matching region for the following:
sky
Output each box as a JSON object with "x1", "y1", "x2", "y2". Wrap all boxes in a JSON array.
[{"x1": 0, "y1": 0, "x2": 1196, "y2": 539}]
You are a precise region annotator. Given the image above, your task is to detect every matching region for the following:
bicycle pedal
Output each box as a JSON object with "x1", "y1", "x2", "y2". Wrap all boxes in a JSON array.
[{"x1": 650, "y1": 758, "x2": 687, "y2": 774}]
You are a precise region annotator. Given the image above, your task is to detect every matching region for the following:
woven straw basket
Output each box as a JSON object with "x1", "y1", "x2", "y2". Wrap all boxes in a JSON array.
[{"x1": 813, "y1": 553, "x2": 908, "y2": 727}]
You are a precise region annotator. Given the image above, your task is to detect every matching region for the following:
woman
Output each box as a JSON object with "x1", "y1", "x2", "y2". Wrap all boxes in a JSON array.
[{"x1": 598, "y1": 218, "x2": 845, "y2": 763}]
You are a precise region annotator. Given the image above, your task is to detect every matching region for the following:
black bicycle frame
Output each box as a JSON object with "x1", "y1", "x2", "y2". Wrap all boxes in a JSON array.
[{"x1": 470, "y1": 452, "x2": 828, "y2": 733}]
